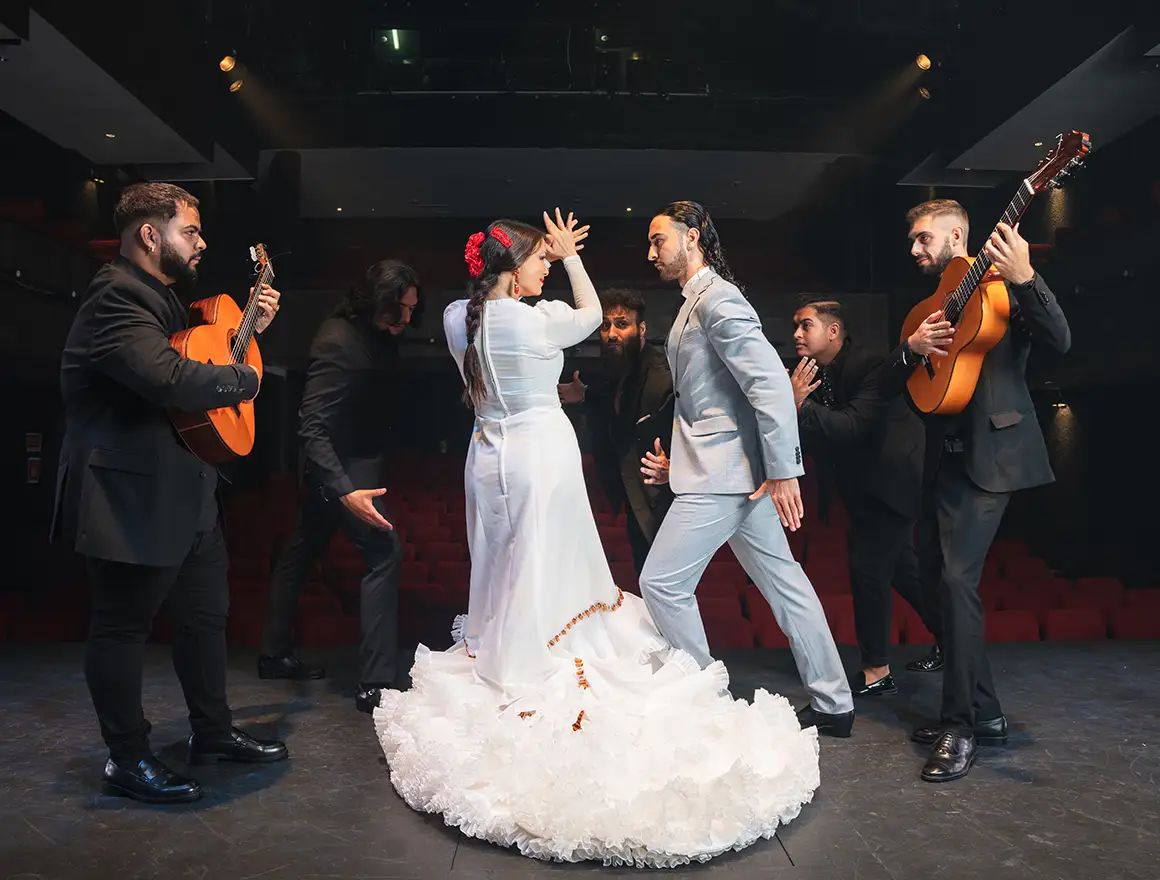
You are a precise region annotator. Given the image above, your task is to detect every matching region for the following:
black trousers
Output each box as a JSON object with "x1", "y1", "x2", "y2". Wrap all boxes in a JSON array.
[
  {"x1": 626, "y1": 508, "x2": 652, "y2": 577},
  {"x1": 847, "y1": 498, "x2": 936, "y2": 669},
  {"x1": 919, "y1": 452, "x2": 1010, "y2": 734},
  {"x1": 85, "y1": 526, "x2": 232, "y2": 763},
  {"x1": 261, "y1": 486, "x2": 402, "y2": 686}
]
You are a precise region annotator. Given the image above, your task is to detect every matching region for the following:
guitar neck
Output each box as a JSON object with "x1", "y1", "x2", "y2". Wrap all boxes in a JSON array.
[
  {"x1": 949, "y1": 179, "x2": 1038, "y2": 314},
  {"x1": 231, "y1": 262, "x2": 272, "y2": 363}
]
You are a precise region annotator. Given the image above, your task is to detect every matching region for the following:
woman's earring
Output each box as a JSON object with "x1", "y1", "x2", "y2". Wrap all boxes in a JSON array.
[{"x1": 513, "y1": 276, "x2": 521, "y2": 297}]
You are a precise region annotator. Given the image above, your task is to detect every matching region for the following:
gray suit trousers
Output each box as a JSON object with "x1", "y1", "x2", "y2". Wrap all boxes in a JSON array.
[{"x1": 640, "y1": 492, "x2": 853, "y2": 715}]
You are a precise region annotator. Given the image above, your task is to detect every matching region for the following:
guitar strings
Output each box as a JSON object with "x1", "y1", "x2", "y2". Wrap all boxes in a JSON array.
[
  {"x1": 941, "y1": 184, "x2": 1032, "y2": 325},
  {"x1": 230, "y1": 258, "x2": 273, "y2": 364}
]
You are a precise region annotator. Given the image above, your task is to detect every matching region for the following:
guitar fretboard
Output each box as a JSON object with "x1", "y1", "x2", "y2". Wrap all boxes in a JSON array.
[{"x1": 943, "y1": 180, "x2": 1036, "y2": 324}]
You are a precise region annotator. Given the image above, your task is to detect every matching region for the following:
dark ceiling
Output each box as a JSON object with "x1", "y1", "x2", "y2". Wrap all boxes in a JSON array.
[{"x1": 1, "y1": 0, "x2": 1157, "y2": 209}]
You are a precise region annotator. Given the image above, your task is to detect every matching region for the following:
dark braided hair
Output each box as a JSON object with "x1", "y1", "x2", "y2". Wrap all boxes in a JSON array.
[
  {"x1": 658, "y1": 200, "x2": 744, "y2": 293},
  {"x1": 461, "y1": 219, "x2": 545, "y2": 407}
]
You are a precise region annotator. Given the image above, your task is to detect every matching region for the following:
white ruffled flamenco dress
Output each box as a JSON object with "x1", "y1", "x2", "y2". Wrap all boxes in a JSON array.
[{"x1": 373, "y1": 255, "x2": 820, "y2": 868}]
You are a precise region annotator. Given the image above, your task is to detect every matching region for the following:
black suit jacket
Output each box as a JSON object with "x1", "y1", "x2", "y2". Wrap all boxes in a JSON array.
[
  {"x1": 583, "y1": 344, "x2": 675, "y2": 542},
  {"x1": 884, "y1": 273, "x2": 1071, "y2": 494},
  {"x1": 798, "y1": 342, "x2": 925, "y2": 520},
  {"x1": 298, "y1": 316, "x2": 399, "y2": 501},
  {"x1": 51, "y1": 257, "x2": 259, "y2": 566}
]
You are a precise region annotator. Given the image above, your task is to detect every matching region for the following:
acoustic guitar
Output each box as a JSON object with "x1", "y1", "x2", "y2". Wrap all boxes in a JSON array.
[
  {"x1": 169, "y1": 244, "x2": 274, "y2": 463},
  {"x1": 900, "y1": 131, "x2": 1090, "y2": 416}
]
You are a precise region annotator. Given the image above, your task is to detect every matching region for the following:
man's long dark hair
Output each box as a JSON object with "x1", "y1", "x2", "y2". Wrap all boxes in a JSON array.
[
  {"x1": 333, "y1": 259, "x2": 422, "y2": 327},
  {"x1": 658, "y1": 200, "x2": 743, "y2": 293}
]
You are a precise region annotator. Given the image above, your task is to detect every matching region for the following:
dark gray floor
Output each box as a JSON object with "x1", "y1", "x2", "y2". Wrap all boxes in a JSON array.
[{"x1": 2, "y1": 641, "x2": 1158, "y2": 879}]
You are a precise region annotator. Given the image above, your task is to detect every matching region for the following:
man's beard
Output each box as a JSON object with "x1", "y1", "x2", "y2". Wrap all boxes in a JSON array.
[
  {"x1": 656, "y1": 248, "x2": 688, "y2": 282},
  {"x1": 160, "y1": 239, "x2": 199, "y2": 286},
  {"x1": 921, "y1": 239, "x2": 955, "y2": 276},
  {"x1": 602, "y1": 335, "x2": 643, "y2": 375}
]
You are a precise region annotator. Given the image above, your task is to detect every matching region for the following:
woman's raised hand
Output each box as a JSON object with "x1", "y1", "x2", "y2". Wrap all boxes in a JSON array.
[{"x1": 543, "y1": 208, "x2": 589, "y2": 262}]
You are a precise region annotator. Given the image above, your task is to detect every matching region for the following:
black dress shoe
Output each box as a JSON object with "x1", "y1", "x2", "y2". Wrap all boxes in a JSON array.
[
  {"x1": 912, "y1": 715, "x2": 1008, "y2": 746},
  {"x1": 921, "y1": 731, "x2": 976, "y2": 783},
  {"x1": 850, "y1": 671, "x2": 898, "y2": 697},
  {"x1": 356, "y1": 681, "x2": 403, "y2": 714},
  {"x1": 257, "y1": 653, "x2": 326, "y2": 680},
  {"x1": 188, "y1": 727, "x2": 289, "y2": 765},
  {"x1": 796, "y1": 705, "x2": 855, "y2": 738},
  {"x1": 905, "y1": 645, "x2": 944, "y2": 672},
  {"x1": 102, "y1": 755, "x2": 202, "y2": 804}
]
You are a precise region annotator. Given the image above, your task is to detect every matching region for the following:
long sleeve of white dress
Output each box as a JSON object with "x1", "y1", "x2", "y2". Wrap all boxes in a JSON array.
[{"x1": 537, "y1": 255, "x2": 602, "y2": 349}]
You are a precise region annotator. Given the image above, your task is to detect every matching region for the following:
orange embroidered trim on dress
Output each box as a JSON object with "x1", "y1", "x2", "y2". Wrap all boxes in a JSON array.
[
  {"x1": 572, "y1": 711, "x2": 586, "y2": 731},
  {"x1": 547, "y1": 587, "x2": 625, "y2": 648},
  {"x1": 463, "y1": 639, "x2": 476, "y2": 659},
  {"x1": 519, "y1": 710, "x2": 536, "y2": 719},
  {"x1": 574, "y1": 657, "x2": 589, "y2": 690}
]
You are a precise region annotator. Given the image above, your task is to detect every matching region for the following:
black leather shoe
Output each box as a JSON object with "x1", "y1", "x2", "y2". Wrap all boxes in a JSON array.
[
  {"x1": 905, "y1": 645, "x2": 943, "y2": 672},
  {"x1": 356, "y1": 680, "x2": 404, "y2": 714},
  {"x1": 102, "y1": 755, "x2": 202, "y2": 804},
  {"x1": 921, "y1": 731, "x2": 976, "y2": 783},
  {"x1": 188, "y1": 727, "x2": 289, "y2": 765},
  {"x1": 912, "y1": 715, "x2": 1008, "y2": 746},
  {"x1": 257, "y1": 654, "x2": 326, "y2": 680},
  {"x1": 796, "y1": 704, "x2": 855, "y2": 738},
  {"x1": 850, "y1": 671, "x2": 898, "y2": 697}
]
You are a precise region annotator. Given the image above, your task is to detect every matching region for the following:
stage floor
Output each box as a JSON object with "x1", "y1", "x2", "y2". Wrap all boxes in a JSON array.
[{"x1": 2, "y1": 641, "x2": 1158, "y2": 879}]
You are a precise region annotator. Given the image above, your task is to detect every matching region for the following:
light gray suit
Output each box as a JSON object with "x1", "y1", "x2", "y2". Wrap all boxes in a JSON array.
[{"x1": 639, "y1": 268, "x2": 853, "y2": 715}]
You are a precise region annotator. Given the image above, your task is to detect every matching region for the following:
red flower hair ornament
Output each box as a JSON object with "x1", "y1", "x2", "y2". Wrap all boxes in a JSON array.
[{"x1": 464, "y1": 226, "x2": 513, "y2": 277}]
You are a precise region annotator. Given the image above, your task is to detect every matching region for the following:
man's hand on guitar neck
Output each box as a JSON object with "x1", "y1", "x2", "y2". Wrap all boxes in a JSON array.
[
  {"x1": 907, "y1": 310, "x2": 955, "y2": 357},
  {"x1": 254, "y1": 284, "x2": 283, "y2": 335},
  {"x1": 985, "y1": 222, "x2": 1035, "y2": 287}
]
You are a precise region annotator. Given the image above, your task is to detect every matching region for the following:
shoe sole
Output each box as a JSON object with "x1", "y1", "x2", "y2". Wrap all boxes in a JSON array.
[
  {"x1": 921, "y1": 753, "x2": 976, "y2": 783},
  {"x1": 911, "y1": 732, "x2": 1008, "y2": 747},
  {"x1": 188, "y1": 751, "x2": 289, "y2": 766},
  {"x1": 904, "y1": 664, "x2": 944, "y2": 673},
  {"x1": 102, "y1": 781, "x2": 202, "y2": 804},
  {"x1": 257, "y1": 670, "x2": 326, "y2": 681},
  {"x1": 854, "y1": 685, "x2": 899, "y2": 698}
]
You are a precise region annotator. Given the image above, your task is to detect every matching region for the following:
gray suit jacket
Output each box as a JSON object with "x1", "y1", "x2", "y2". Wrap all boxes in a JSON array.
[{"x1": 666, "y1": 269, "x2": 803, "y2": 495}]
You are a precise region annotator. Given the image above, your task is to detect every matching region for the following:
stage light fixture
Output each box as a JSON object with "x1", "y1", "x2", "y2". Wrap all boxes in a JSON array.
[
  {"x1": 1034, "y1": 141, "x2": 1043, "y2": 147},
  {"x1": 220, "y1": 55, "x2": 236, "y2": 72},
  {"x1": 105, "y1": 132, "x2": 116, "y2": 138},
  {"x1": 229, "y1": 80, "x2": 243, "y2": 92},
  {"x1": 916, "y1": 54, "x2": 932, "y2": 70},
  {"x1": 918, "y1": 86, "x2": 931, "y2": 99}
]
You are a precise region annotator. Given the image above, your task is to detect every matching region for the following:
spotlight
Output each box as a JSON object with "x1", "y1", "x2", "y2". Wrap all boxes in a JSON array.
[
  {"x1": 219, "y1": 55, "x2": 236, "y2": 72},
  {"x1": 228, "y1": 80, "x2": 243, "y2": 92},
  {"x1": 916, "y1": 54, "x2": 932, "y2": 70},
  {"x1": 918, "y1": 86, "x2": 931, "y2": 99},
  {"x1": 104, "y1": 132, "x2": 116, "y2": 138},
  {"x1": 1034, "y1": 141, "x2": 1044, "y2": 147}
]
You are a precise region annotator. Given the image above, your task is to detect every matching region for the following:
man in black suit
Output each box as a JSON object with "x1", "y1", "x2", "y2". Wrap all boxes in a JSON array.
[
  {"x1": 52, "y1": 183, "x2": 289, "y2": 804},
  {"x1": 259, "y1": 261, "x2": 420, "y2": 714},
  {"x1": 889, "y1": 199, "x2": 1070, "y2": 782},
  {"x1": 788, "y1": 299, "x2": 944, "y2": 699},
  {"x1": 558, "y1": 288, "x2": 675, "y2": 575}
]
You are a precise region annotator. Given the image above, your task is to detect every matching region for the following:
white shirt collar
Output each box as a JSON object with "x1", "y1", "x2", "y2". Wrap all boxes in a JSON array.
[{"x1": 681, "y1": 266, "x2": 712, "y2": 298}]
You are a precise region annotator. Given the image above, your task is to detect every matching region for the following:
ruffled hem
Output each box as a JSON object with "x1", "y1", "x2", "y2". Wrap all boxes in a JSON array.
[{"x1": 373, "y1": 640, "x2": 820, "y2": 867}]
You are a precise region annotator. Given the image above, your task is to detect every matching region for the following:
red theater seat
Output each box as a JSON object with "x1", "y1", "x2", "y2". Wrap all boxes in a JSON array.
[
  {"x1": 985, "y1": 610, "x2": 1040, "y2": 642},
  {"x1": 1043, "y1": 608, "x2": 1107, "y2": 641},
  {"x1": 1111, "y1": 607, "x2": 1160, "y2": 639}
]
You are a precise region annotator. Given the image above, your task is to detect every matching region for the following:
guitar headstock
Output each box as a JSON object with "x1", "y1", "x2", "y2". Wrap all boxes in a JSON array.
[
  {"x1": 1027, "y1": 131, "x2": 1091, "y2": 193},
  {"x1": 249, "y1": 243, "x2": 274, "y2": 281}
]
